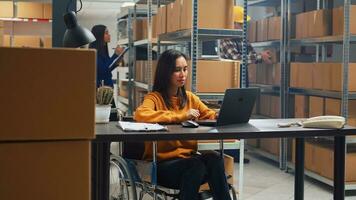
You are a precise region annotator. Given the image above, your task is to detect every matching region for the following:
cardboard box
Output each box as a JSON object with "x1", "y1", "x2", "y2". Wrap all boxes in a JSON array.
[
  {"x1": 133, "y1": 19, "x2": 144, "y2": 41},
  {"x1": 270, "y1": 95, "x2": 281, "y2": 118},
  {"x1": 333, "y1": 6, "x2": 356, "y2": 36},
  {"x1": 268, "y1": 16, "x2": 281, "y2": 40},
  {"x1": 247, "y1": 139, "x2": 259, "y2": 147},
  {"x1": 295, "y1": 12, "x2": 307, "y2": 39},
  {"x1": 141, "y1": 16, "x2": 158, "y2": 39},
  {"x1": 43, "y1": 3, "x2": 52, "y2": 19},
  {"x1": 0, "y1": 47, "x2": 96, "y2": 141},
  {"x1": 290, "y1": 62, "x2": 313, "y2": 89},
  {"x1": 180, "y1": 0, "x2": 234, "y2": 30},
  {"x1": 260, "y1": 138, "x2": 280, "y2": 156},
  {"x1": 13, "y1": 36, "x2": 41, "y2": 47},
  {"x1": 325, "y1": 98, "x2": 356, "y2": 117},
  {"x1": 248, "y1": 20, "x2": 257, "y2": 42},
  {"x1": 330, "y1": 63, "x2": 356, "y2": 92},
  {"x1": 2, "y1": 35, "x2": 11, "y2": 47},
  {"x1": 290, "y1": 62, "x2": 298, "y2": 87},
  {"x1": 248, "y1": 64, "x2": 257, "y2": 84},
  {"x1": 42, "y1": 36, "x2": 52, "y2": 48},
  {"x1": 256, "y1": 63, "x2": 267, "y2": 84},
  {"x1": 185, "y1": 60, "x2": 240, "y2": 93},
  {"x1": 0, "y1": 140, "x2": 91, "y2": 200},
  {"x1": 309, "y1": 96, "x2": 324, "y2": 117},
  {"x1": 256, "y1": 18, "x2": 268, "y2": 41},
  {"x1": 166, "y1": 1, "x2": 180, "y2": 32},
  {"x1": 156, "y1": 6, "x2": 167, "y2": 35},
  {"x1": 119, "y1": 80, "x2": 129, "y2": 98},
  {"x1": 307, "y1": 9, "x2": 331, "y2": 38},
  {"x1": 0, "y1": 1, "x2": 14, "y2": 18},
  {"x1": 259, "y1": 94, "x2": 271, "y2": 116},
  {"x1": 0, "y1": 28, "x2": 3, "y2": 46},
  {"x1": 294, "y1": 95, "x2": 309, "y2": 118},
  {"x1": 17, "y1": 2, "x2": 43, "y2": 19},
  {"x1": 312, "y1": 63, "x2": 331, "y2": 90},
  {"x1": 292, "y1": 141, "x2": 319, "y2": 172},
  {"x1": 272, "y1": 63, "x2": 281, "y2": 85}
]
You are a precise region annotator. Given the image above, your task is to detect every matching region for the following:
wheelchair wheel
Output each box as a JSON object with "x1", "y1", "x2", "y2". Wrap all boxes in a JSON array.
[{"x1": 110, "y1": 155, "x2": 138, "y2": 200}]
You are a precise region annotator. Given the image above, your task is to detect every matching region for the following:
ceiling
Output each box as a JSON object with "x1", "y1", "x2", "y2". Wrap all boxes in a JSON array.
[{"x1": 77, "y1": 0, "x2": 136, "y2": 19}]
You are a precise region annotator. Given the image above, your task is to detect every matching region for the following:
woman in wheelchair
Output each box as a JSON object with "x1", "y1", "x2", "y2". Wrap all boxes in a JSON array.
[{"x1": 134, "y1": 49, "x2": 232, "y2": 200}]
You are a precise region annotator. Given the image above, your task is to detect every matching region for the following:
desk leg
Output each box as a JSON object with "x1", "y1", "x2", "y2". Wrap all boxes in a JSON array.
[
  {"x1": 294, "y1": 138, "x2": 304, "y2": 200},
  {"x1": 92, "y1": 141, "x2": 111, "y2": 200},
  {"x1": 334, "y1": 136, "x2": 345, "y2": 200}
]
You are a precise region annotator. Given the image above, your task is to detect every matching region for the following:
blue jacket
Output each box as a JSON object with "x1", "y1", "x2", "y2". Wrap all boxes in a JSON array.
[{"x1": 96, "y1": 53, "x2": 118, "y2": 88}]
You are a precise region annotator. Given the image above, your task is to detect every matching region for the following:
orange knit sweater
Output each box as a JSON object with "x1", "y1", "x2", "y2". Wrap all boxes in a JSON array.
[{"x1": 134, "y1": 91, "x2": 216, "y2": 161}]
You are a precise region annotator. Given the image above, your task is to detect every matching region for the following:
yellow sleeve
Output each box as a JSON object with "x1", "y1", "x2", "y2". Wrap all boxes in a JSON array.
[
  {"x1": 133, "y1": 93, "x2": 188, "y2": 123},
  {"x1": 189, "y1": 92, "x2": 216, "y2": 120}
]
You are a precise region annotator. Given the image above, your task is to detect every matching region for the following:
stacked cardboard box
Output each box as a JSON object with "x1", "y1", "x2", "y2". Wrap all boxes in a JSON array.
[
  {"x1": 295, "y1": 9, "x2": 331, "y2": 39},
  {"x1": 291, "y1": 140, "x2": 356, "y2": 182},
  {"x1": 185, "y1": 60, "x2": 240, "y2": 93},
  {"x1": 290, "y1": 62, "x2": 356, "y2": 91},
  {"x1": 135, "y1": 60, "x2": 158, "y2": 85},
  {"x1": 13, "y1": 36, "x2": 41, "y2": 48},
  {"x1": 333, "y1": 6, "x2": 356, "y2": 35},
  {"x1": 267, "y1": 16, "x2": 281, "y2": 40},
  {"x1": 256, "y1": 18, "x2": 268, "y2": 42},
  {"x1": 0, "y1": 1, "x2": 13, "y2": 18},
  {"x1": 254, "y1": 63, "x2": 280, "y2": 85},
  {"x1": 156, "y1": 6, "x2": 167, "y2": 35},
  {"x1": 0, "y1": 47, "x2": 95, "y2": 200},
  {"x1": 248, "y1": 21, "x2": 257, "y2": 42},
  {"x1": 180, "y1": 0, "x2": 234, "y2": 30},
  {"x1": 133, "y1": 17, "x2": 158, "y2": 41},
  {"x1": 17, "y1": 2, "x2": 44, "y2": 19},
  {"x1": 43, "y1": 3, "x2": 52, "y2": 19},
  {"x1": 0, "y1": 22, "x2": 4, "y2": 47}
]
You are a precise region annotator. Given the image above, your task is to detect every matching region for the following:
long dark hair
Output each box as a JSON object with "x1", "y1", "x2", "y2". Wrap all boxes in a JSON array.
[
  {"x1": 89, "y1": 25, "x2": 109, "y2": 58},
  {"x1": 153, "y1": 49, "x2": 188, "y2": 109}
]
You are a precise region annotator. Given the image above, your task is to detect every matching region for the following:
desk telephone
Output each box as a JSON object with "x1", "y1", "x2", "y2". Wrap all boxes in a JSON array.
[
  {"x1": 302, "y1": 115, "x2": 345, "y2": 129},
  {"x1": 278, "y1": 115, "x2": 346, "y2": 129}
]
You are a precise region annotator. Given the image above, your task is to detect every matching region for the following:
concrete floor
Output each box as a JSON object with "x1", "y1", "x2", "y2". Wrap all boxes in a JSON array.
[{"x1": 236, "y1": 152, "x2": 356, "y2": 200}]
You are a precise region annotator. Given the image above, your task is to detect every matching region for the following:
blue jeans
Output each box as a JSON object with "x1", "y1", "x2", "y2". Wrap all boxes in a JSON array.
[{"x1": 157, "y1": 151, "x2": 232, "y2": 200}]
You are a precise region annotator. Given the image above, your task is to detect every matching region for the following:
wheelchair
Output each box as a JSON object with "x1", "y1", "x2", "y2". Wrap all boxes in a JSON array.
[{"x1": 109, "y1": 140, "x2": 238, "y2": 200}]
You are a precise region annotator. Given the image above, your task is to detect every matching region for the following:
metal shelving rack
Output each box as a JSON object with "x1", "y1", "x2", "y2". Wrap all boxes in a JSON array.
[
  {"x1": 248, "y1": 0, "x2": 356, "y2": 191},
  {"x1": 120, "y1": 0, "x2": 249, "y2": 198}
]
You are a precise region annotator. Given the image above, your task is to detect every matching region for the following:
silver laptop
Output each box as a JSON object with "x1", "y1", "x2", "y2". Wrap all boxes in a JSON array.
[{"x1": 196, "y1": 88, "x2": 259, "y2": 126}]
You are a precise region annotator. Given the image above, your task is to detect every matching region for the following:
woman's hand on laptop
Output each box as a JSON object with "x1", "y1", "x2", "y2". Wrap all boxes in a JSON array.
[{"x1": 186, "y1": 109, "x2": 200, "y2": 120}]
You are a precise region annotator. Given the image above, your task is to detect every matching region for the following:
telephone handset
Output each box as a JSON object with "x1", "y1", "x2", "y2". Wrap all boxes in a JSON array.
[{"x1": 301, "y1": 115, "x2": 346, "y2": 129}]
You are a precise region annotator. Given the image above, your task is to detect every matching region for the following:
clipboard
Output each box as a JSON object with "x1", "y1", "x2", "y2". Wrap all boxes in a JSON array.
[{"x1": 108, "y1": 47, "x2": 129, "y2": 70}]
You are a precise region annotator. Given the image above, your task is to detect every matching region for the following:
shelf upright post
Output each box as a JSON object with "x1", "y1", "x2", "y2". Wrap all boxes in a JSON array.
[
  {"x1": 334, "y1": 0, "x2": 351, "y2": 198},
  {"x1": 157, "y1": 1, "x2": 161, "y2": 58},
  {"x1": 342, "y1": 0, "x2": 350, "y2": 120},
  {"x1": 147, "y1": 0, "x2": 153, "y2": 92},
  {"x1": 127, "y1": 7, "x2": 135, "y2": 115},
  {"x1": 279, "y1": 0, "x2": 290, "y2": 170},
  {"x1": 190, "y1": 0, "x2": 198, "y2": 93}
]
